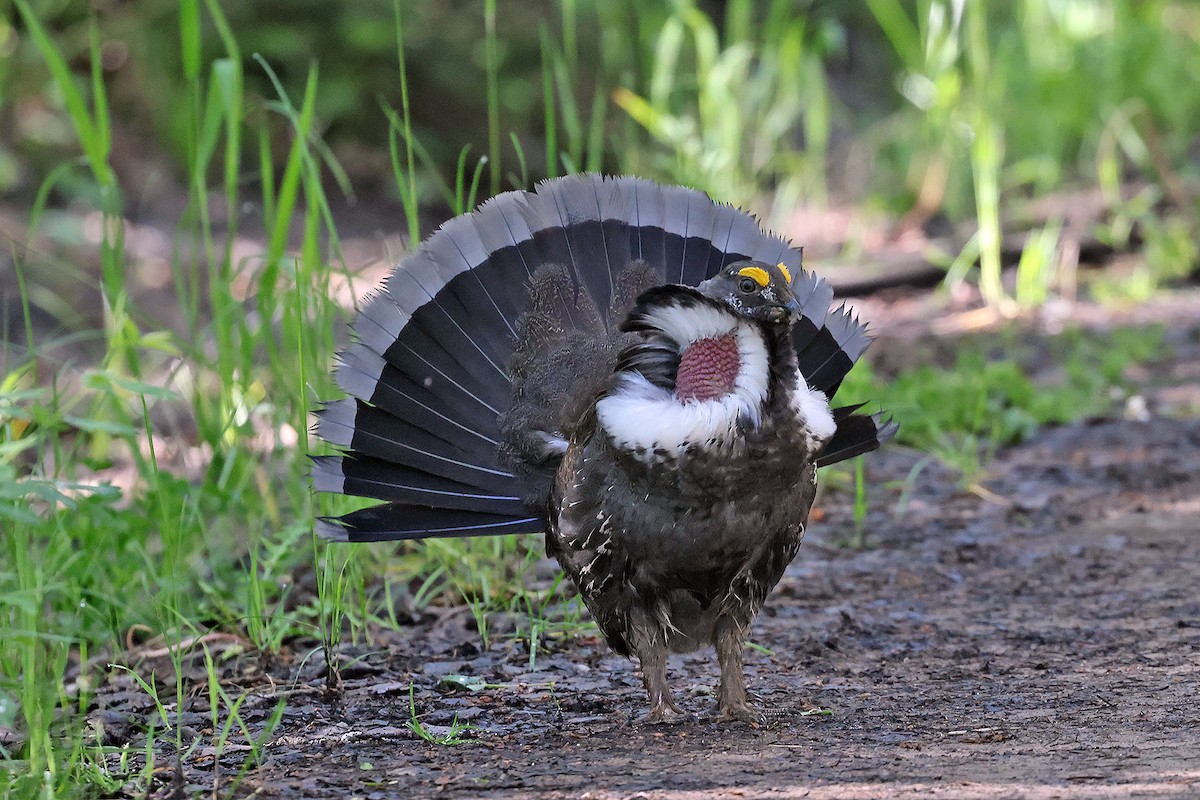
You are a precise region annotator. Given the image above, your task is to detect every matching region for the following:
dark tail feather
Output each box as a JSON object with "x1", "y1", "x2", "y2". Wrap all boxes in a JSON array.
[
  {"x1": 623, "y1": 176, "x2": 668, "y2": 274},
  {"x1": 816, "y1": 410, "x2": 899, "y2": 468},
  {"x1": 788, "y1": 269, "x2": 834, "y2": 353},
  {"x1": 315, "y1": 398, "x2": 516, "y2": 488},
  {"x1": 798, "y1": 304, "x2": 872, "y2": 397},
  {"x1": 317, "y1": 505, "x2": 543, "y2": 543},
  {"x1": 311, "y1": 454, "x2": 527, "y2": 514},
  {"x1": 313, "y1": 174, "x2": 890, "y2": 542},
  {"x1": 677, "y1": 186, "x2": 719, "y2": 286},
  {"x1": 333, "y1": 344, "x2": 504, "y2": 452}
]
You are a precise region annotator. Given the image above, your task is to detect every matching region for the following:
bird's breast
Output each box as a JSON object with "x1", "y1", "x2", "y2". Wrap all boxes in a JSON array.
[
  {"x1": 674, "y1": 333, "x2": 741, "y2": 401},
  {"x1": 596, "y1": 320, "x2": 771, "y2": 460},
  {"x1": 555, "y1": 426, "x2": 817, "y2": 561}
]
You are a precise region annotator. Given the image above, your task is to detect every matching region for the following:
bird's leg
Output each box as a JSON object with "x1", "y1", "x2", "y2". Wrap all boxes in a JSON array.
[
  {"x1": 715, "y1": 615, "x2": 758, "y2": 722},
  {"x1": 635, "y1": 641, "x2": 686, "y2": 724},
  {"x1": 630, "y1": 620, "x2": 685, "y2": 725}
]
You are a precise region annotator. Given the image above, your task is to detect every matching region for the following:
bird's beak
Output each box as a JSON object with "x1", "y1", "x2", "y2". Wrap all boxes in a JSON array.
[{"x1": 767, "y1": 297, "x2": 800, "y2": 323}]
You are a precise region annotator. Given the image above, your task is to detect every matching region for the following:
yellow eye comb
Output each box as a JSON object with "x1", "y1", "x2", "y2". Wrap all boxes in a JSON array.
[{"x1": 736, "y1": 266, "x2": 771, "y2": 288}]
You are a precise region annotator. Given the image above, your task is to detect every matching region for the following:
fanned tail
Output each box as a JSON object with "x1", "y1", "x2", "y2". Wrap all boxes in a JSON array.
[{"x1": 312, "y1": 174, "x2": 893, "y2": 542}]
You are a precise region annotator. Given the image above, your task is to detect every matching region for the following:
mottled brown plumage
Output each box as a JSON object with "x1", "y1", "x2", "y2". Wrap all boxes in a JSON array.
[{"x1": 519, "y1": 263, "x2": 827, "y2": 721}]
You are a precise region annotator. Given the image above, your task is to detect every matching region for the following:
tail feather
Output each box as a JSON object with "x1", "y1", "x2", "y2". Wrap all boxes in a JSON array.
[
  {"x1": 356, "y1": 285, "x2": 510, "y2": 392},
  {"x1": 430, "y1": 213, "x2": 524, "y2": 338},
  {"x1": 338, "y1": 339, "x2": 501, "y2": 434},
  {"x1": 816, "y1": 411, "x2": 899, "y2": 468},
  {"x1": 707, "y1": 202, "x2": 755, "y2": 273},
  {"x1": 789, "y1": 269, "x2": 835, "y2": 354},
  {"x1": 749, "y1": 222, "x2": 798, "y2": 274},
  {"x1": 317, "y1": 505, "x2": 543, "y2": 543},
  {"x1": 366, "y1": 323, "x2": 506, "y2": 417},
  {"x1": 381, "y1": 250, "x2": 445, "y2": 314},
  {"x1": 727, "y1": 206, "x2": 766, "y2": 264},
  {"x1": 547, "y1": 175, "x2": 627, "y2": 330},
  {"x1": 315, "y1": 398, "x2": 514, "y2": 485},
  {"x1": 624, "y1": 177, "x2": 668, "y2": 272},
  {"x1": 661, "y1": 184, "x2": 695, "y2": 284},
  {"x1": 705, "y1": 203, "x2": 739, "y2": 275},
  {"x1": 522, "y1": 197, "x2": 588, "y2": 331},
  {"x1": 801, "y1": 305, "x2": 873, "y2": 396},
  {"x1": 470, "y1": 194, "x2": 551, "y2": 319},
  {"x1": 389, "y1": 263, "x2": 514, "y2": 375},
  {"x1": 313, "y1": 174, "x2": 893, "y2": 542},
  {"x1": 680, "y1": 188, "x2": 719, "y2": 287},
  {"x1": 334, "y1": 346, "x2": 502, "y2": 449},
  {"x1": 312, "y1": 455, "x2": 526, "y2": 513}
]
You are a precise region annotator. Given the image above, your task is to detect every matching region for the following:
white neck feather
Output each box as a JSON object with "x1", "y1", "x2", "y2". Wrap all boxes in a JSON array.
[
  {"x1": 635, "y1": 303, "x2": 743, "y2": 345},
  {"x1": 597, "y1": 309, "x2": 770, "y2": 457},
  {"x1": 791, "y1": 377, "x2": 836, "y2": 445},
  {"x1": 596, "y1": 302, "x2": 839, "y2": 459}
]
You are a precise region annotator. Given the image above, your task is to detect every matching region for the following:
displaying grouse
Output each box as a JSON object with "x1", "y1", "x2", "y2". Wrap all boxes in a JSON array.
[{"x1": 312, "y1": 174, "x2": 895, "y2": 723}]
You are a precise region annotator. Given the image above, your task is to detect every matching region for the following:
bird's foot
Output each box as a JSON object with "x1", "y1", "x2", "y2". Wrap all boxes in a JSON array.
[
  {"x1": 636, "y1": 700, "x2": 689, "y2": 726},
  {"x1": 714, "y1": 700, "x2": 763, "y2": 724}
]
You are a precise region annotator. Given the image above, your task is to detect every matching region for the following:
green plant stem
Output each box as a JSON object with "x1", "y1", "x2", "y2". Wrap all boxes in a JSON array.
[{"x1": 485, "y1": 0, "x2": 501, "y2": 194}]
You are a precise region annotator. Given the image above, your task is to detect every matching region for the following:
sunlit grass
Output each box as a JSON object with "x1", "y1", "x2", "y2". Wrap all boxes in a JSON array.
[
  {"x1": 0, "y1": 2, "x2": 597, "y2": 791},
  {"x1": 837, "y1": 325, "x2": 1166, "y2": 486},
  {"x1": 611, "y1": 0, "x2": 832, "y2": 222},
  {"x1": 863, "y1": 0, "x2": 1200, "y2": 300}
]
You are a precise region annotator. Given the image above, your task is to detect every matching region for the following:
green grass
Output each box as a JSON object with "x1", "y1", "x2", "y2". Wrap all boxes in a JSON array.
[
  {"x1": 864, "y1": 0, "x2": 1200, "y2": 300},
  {"x1": 836, "y1": 325, "x2": 1166, "y2": 490},
  {"x1": 405, "y1": 684, "x2": 475, "y2": 747},
  {"x1": 0, "y1": 1, "x2": 1191, "y2": 796},
  {"x1": 611, "y1": 0, "x2": 834, "y2": 219}
]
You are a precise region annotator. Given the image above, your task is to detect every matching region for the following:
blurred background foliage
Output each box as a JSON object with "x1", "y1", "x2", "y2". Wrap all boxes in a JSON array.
[{"x1": 3, "y1": 0, "x2": 1198, "y2": 245}]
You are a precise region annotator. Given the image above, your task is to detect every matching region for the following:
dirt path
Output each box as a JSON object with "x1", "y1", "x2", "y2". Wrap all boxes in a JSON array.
[
  {"x1": 76, "y1": 295, "x2": 1200, "y2": 798},
  {"x1": 204, "y1": 412, "x2": 1198, "y2": 799}
]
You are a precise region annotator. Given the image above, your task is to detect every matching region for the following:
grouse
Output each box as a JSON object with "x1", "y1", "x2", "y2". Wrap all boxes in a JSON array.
[{"x1": 312, "y1": 174, "x2": 895, "y2": 723}]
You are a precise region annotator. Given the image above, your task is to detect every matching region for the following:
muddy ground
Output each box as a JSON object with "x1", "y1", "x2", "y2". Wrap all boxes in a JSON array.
[
  {"x1": 244, "y1": 424, "x2": 1200, "y2": 799},
  {"x1": 82, "y1": 294, "x2": 1200, "y2": 799}
]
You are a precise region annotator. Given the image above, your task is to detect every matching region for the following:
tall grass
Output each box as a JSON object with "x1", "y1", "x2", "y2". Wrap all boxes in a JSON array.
[
  {"x1": 610, "y1": 0, "x2": 833, "y2": 221},
  {"x1": 0, "y1": 1, "x2": 590, "y2": 792},
  {"x1": 1, "y1": 0, "x2": 346, "y2": 792},
  {"x1": 867, "y1": 0, "x2": 1200, "y2": 302},
  {"x1": 484, "y1": 0, "x2": 502, "y2": 195},
  {"x1": 600, "y1": 0, "x2": 1198, "y2": 295}
]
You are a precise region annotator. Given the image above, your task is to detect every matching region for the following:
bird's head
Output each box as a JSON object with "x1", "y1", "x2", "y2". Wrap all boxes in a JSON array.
[
  {"x1": 614, "y1": 260, "x2": 804, "y2": 408},
  {"x1": 696, "y1": 261, "x2": 798, "y2": 326},
  {"x1": 597, "y1": 259, "x2": 821, "y2": 459}
]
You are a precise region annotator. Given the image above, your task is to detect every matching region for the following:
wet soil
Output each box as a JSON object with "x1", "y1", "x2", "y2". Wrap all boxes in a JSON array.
[
  {"x1": 236, "y1": 419, "x2": 1200, "y2": 799},
  {"x1": 86, "y1": 318, "x2": 1200, "y2": 798}
]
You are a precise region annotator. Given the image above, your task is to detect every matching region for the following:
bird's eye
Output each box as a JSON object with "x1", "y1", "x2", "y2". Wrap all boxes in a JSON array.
[{"x1": 738, "y1": 277, "x2": 759, "y2": 294}]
